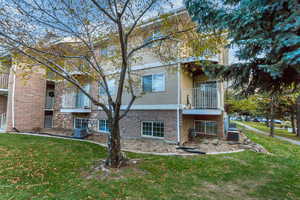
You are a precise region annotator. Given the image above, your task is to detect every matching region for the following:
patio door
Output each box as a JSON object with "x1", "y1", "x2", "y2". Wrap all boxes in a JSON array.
[
  {"x1": 76, "y1": 84, "x2": 90, "y2": 108},
  {"x1": 45, "y1": 89, "x2": 55, "y2": 109},
  {"x1": 194, "y1": 120, "x2": 218, "y2": 135},
  {"x1": 44, "y1": 114, "x2": 53, "y2": 128}
]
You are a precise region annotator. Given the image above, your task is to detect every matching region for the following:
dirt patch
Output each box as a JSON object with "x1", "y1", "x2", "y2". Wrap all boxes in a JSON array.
[{"x1": 82, "y1": 158, "x2": 146, "y2": 181}]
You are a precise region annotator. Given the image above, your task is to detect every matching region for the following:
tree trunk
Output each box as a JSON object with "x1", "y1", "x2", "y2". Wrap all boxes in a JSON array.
[
  {"x1": 291, "y1": 113, "x2": 296, "y2": 134},
  {"x1": 297, "y1": 96, "x2": 300, "y2": 137},
  {"x1": 270, "y1": 97, "x2": 275, "y2": 137},
  {"x1": 106, "y1": 118, "x2": 122, "y2": 168},
  {"x1": 265, "y1": 115, "x2": 269, "y2": 127}
]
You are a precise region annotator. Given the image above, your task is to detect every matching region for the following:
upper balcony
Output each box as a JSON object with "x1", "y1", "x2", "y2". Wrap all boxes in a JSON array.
[
  {"x1": 0, "y1": 74, "x2": 9, "y2": 95},
  {"x1": 182, "y1": 82, "x2": 224, "y2": 115},
  {"x1": 180, "y1": 62, "x2": 224, "y2": 115},
  {"x1": 61, "y1": 85, "x2": 91, "y2": 113},
  {"x1": 61, "y1": 92, "x2": 91, "y2": 113}
]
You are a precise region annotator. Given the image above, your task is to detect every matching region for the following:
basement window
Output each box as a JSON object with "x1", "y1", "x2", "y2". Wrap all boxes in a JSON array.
[
  {"x1": 99, "y1": 119, "x2": 111, "y2": 133},
  {"x1": 142, "y1": 121, "x2": 164, "y2": 138},
  {"x1": 74, "y1": 118, "x2": 89, "y2": 129}
]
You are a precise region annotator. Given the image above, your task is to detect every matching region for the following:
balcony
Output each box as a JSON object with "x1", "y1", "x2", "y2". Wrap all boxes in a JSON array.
[
  {"x1": 182, "y1": 82, "x2": 224, "y2": 115},
  {"x1": 61, "y1": 90, "x2": 91, "y2": 113},
  {"x1": 0, "y1": 74, "x2": 9, "y2": 95}
]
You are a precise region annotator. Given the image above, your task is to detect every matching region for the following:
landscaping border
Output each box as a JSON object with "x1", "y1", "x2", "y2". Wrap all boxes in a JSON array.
[{"x1": 0, "y1": 132, "x2": 245, "y2": 156}]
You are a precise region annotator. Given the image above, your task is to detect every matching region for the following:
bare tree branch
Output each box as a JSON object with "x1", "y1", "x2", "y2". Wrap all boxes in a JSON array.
[
  {"x1": 125, "y1": 0, "x2": 157, "y2": 40},
  {"x1": 89, "y1": 0, "x2": 117, "y2": 23}
]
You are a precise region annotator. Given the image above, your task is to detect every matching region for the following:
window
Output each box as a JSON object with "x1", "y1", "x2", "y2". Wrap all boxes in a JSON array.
[
  {"x1": 74, "y1": 118, "x2": 89, "y2": 129},
  {"x1": 144, "y1": 31, "x2": 164, "y2": 48},
  {"x1": 99, "y1": 120, "x2": 111, "y2": 132},
  {"x1": 100, "y1": 48, "x2": 108, "y2": 56},
  {"x1": 100, "y1": 46, "x2": 116, "y2": 57},
  {"x1": 142, "y1": 121, "x2": 164, "y2": 138},
  {"x1": 194, "y1": 120, "x2": 217, "y2": 135},
  {"x1": 142, "y1": 73, "x2": 165, "y2": 92},
  {"x1": 99, "y1": 79, "x2": 115, "y2": 96}
]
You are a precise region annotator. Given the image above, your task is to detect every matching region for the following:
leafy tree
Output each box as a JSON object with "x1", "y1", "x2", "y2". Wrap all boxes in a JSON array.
[
  {"x1": 225, "y1": 92, "x2": 258, "y2": 116},
  {"x1": 0, "y1": 0, "x2": 225, "y2": 167}
]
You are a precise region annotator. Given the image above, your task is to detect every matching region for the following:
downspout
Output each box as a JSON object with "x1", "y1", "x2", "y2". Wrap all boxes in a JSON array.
[
  {"x1": 177, "y1": 61, "x2": 181, "y2": 144},
  {"x1": 12, "y1": 65, "x2": 16, "y2": 129}
]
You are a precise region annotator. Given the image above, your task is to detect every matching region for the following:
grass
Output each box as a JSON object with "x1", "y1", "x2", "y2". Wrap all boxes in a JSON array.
[
  {"x1": 0, "y1": 133, "x2": 300, "y2": 200},
  {"x1": 239, "y1": 121, "x2": 300, "y2": 141}
]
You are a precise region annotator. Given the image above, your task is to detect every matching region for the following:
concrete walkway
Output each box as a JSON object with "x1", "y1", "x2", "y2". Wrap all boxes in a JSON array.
[{"x1": 235, "y1": 121, "x2": 300, "y2": 146}]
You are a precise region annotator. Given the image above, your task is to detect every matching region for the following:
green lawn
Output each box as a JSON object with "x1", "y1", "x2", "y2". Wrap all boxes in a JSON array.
[
  {"x1": 239, "y1": 121, "x2": 300, "y2": 141},
  {"x1": 0, "y1": 133, "x2": 300, "y2": 200}
]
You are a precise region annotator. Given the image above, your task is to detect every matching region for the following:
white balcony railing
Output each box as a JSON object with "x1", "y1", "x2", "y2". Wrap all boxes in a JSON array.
[
  {"x1": 62, "y1": 84, "x2": 91, "y2": 110},
  {"x1": 182, "y1": 83, "x2": 223, "y2": 110},
  {"x1": 62, "y1": 92, "x2": 91, "y2": 109},
  {"x1": 45, "y1": 97, "x2": 55, "y2": 109},
  {"x1": 0, "y1": 74, "x2": 9, "y2": 89},
  {"x1": 0, "y1": 113, "x2": 6, "y2": 129}
]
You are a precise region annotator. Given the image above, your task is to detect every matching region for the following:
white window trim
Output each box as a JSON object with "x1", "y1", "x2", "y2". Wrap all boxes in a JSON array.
[
  {"x1": 98, "y1": 119, "x2": 110, "y2": 133},
  {"x1": 141, "y1": 72, "x2": 166, "y2": 93},
  {"x1": 99, "y1": 79, "x2": 115, "y2": 96},
  {"x1": 100, "y1": 45, "x2": 116, "y2": 57},
  {"x1": 74, "y1": 118, "x2": 89, "y2": 129},
  {"x1": 144, "y1": 31, "x2": 164, "y2": 48},
  {"x1": 141, "y1": 120, "x2": 165, "y2": 139},
  {"x1": 194, "y1": 120, "x2": 218, "y2": 135}
]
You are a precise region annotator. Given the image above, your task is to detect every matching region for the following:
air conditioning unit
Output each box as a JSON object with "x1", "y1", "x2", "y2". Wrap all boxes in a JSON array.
[
  {"x1": 227, "y1": 131, "x2": 239, "y2": 141},
  {"x1": 73, "y1": 128, "x2": 88, "y2": 139}
]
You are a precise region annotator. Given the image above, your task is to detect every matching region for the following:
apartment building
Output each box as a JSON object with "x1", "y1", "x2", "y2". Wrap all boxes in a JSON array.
[{"x1": 0, "y1": 9, "x2": 228, "y2": 145}]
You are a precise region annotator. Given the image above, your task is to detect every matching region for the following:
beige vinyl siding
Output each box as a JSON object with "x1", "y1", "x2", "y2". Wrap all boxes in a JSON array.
[{"x1": 122, "y1": 65, "x2": 179, "y2": 105}]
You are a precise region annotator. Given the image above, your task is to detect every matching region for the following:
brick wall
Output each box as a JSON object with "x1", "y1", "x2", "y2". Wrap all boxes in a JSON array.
[
  {"x1": 51, "y1": 109, "x2": 179, "y2": 143},
  {"x1": 91, "y1": 110, "x2": 178, "y2": 143},
  {"x1": 6, "y1": 66, "x2": 46, "y2": 132}
]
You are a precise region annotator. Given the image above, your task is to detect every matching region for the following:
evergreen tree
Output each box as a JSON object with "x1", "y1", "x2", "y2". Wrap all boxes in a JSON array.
[{"x1": 185, "y1": 0, "x2": 300, "y2": 94}]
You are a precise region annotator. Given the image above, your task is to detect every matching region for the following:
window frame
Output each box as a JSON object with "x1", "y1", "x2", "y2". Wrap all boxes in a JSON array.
[
  {"x1": 100, "y1": 45, "x2": 116, "y2": 57},
  {"x1": 99, "y1": 79, "x2": 115, "y2": 96},
  {"x1": 144, "y1": 31, "x2": 164, "y2": 48},
  {"x1": 141, "y1": 73, "x2": 166, "y2": 93},
  {"x1": 98, "y1": 119, "x2": 111, "y2": 133},
  {"x1": 141, "y1": 120, "x2": 165, "y2": 138},
  {"x1": 74, "y1": 118, "x2": 89, "y2": 129}
]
